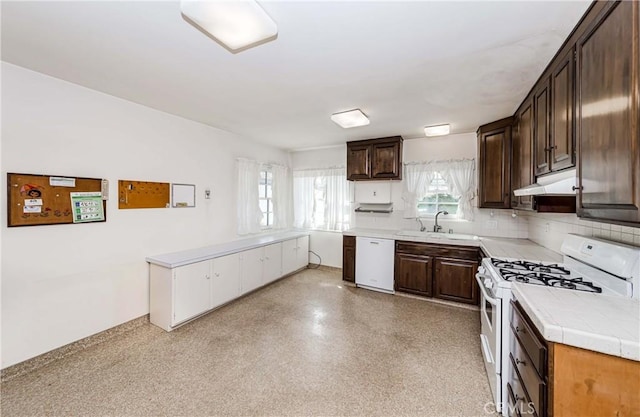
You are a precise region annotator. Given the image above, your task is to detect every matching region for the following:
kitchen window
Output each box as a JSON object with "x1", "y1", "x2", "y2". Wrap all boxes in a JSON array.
[
  {"x1": 417, "y1": 173, "x2": 461, "y2": 217},
  {"x1": 259, "y1": 169, "x2": 273, "y2": 228},
  {"x1": 293, "y1": 167, "x2": 350, "y2": 231}
]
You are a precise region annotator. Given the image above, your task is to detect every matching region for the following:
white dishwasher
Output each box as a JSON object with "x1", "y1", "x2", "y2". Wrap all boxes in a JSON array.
[{"x1": 355, "y1": 237, "x2": 395, "y2": 294}]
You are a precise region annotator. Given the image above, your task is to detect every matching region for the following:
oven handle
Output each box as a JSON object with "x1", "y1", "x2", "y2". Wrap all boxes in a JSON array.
[{"x1": 475, "y1": 273, "x2": 499, "y2": 306}]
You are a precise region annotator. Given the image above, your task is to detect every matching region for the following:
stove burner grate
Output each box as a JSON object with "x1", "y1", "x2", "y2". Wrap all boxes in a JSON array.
[
  {"x1": 491, "y1": 258, "x2": 570, "y2": 275},
  {"x1": 498, "y1": 269, "x2": 603, "y2": 293}
]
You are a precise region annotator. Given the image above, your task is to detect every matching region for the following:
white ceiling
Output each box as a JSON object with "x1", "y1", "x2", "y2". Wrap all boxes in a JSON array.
[{"x1": 1, "y1": 1, "x2": 591, "y2": 151}]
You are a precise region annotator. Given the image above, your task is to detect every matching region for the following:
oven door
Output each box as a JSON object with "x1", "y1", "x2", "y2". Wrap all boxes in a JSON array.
[{"x1": 476, "y1": 271, "x2": 502, "y2": 409}]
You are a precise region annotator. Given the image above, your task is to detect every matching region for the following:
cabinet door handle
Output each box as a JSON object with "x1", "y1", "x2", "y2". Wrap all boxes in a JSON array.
[
  {"x1": 515, "y1": 357, "x2": 527, "y2": 366},
  {"x1": 572, "y1": 185, "x2": 583, "y2": 191},
  {"x1": 205, "y1": 275, "x2": 210, "y2": 280},
  {"x1": 515, "y1": 326, "x2": 524, "y2": 333},
  {"x1": 214, "y1": 272, "x2": 220, "y2": 277},
  {"x1": 544, "y1": 146, "x2": 557, "y2": 151}
]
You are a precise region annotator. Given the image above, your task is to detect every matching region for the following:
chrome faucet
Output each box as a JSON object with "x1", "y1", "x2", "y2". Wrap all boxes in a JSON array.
[
  {"x1": 416, "y1": 217, "x2": 426, "y2": 232},
  {"x1": 434, "y1": 210, "x2": 449, "y2": 232}
]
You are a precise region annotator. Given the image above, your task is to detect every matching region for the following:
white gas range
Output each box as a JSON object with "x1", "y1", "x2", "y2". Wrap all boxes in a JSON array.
[{"x1": 475, "y1": 234, "x2": 640, "y2": 415}]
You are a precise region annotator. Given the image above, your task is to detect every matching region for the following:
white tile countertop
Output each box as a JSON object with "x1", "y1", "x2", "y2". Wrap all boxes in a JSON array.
[
  {"x1": 512, "y1": 283, "x2": 640, "y2": 361},
  {"x1": 343, "y1": 228, "x2": 563, "y2": 262},
  {"x1": 146, "y1": 230, "x2": 310, "y2": 268}
]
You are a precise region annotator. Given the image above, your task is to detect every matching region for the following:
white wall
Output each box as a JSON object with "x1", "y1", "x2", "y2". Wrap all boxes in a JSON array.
[{"x1": 1, "y1": 63, "x2": 289, "y2": 368}]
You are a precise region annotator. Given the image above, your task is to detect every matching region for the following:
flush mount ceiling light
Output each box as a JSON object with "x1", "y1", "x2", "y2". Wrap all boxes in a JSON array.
[
  {"x1": 330, "y1": 109, "x2": 370, "y2": 129},
  {"x1": 424, "y1": 124, "x2": 450, "y2": 137},
  {"x1": 180, "y1": 0, "x2": 278, "y2": 53}
]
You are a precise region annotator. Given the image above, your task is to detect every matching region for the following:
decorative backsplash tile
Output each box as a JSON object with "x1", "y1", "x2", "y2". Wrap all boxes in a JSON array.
[{"x1": 521, "y1": 212, "x2": 640, "y2": 253}]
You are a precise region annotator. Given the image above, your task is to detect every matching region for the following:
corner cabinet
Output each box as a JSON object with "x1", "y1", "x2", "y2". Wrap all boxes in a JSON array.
[
  {"x1": 576, "y1": 0, "x2": 640, "y2": 225},
  {"x1": 347, "y1": 136, "x2": 403, "y2": 181},
  {"x1": 149, "y1": 234, "x2": 308, "y2": 331},
  {"x1": 478, "y1": 117, "x2": 513, "y2": 209}
]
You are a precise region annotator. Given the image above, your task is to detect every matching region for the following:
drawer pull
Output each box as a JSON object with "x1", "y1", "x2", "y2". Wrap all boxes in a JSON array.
[
  {"x1": 515, "y1": 357, "x2": 527, "y2": 366},
  {"x1": 515, "y1": 326, "x2": 525, "y2": 334}
]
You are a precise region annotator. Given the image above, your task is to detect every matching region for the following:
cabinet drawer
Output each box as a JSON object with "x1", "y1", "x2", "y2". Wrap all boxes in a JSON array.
[
  {"x1": 395, "y1": 241, "x2": 478, "y2": 260},
  {"x1": 511, "y1": 301, "x2": 547, "y2": 377},
  {"x1": 506, "y1": 384, "x2": 523, "y2": 417},
  {"x1": 511, "y1": 329, "x2": 546, "y2": 414},
  {"x1": 508, "y1": 356, "x2": 539, "y2": 417},
  {"x1": 343, "y1": 235, "x2": 356, "y2": 248}
]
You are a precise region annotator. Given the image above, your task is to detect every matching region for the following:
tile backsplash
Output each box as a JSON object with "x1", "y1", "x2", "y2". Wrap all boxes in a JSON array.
[
  {"x1": 523, "y1": 212, "x2": 640, "y2": 253},
  {"x1": 354, "y1": 207, "x2": 640, "y2": 255},
  {"x1": 354, "y1": 208, "x2": 528, "y2": 239}
]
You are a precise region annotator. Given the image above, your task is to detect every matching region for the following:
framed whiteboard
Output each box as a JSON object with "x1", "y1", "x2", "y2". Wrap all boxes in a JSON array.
[{"x1": 171, "y1": 183, "x2": 196, "y2": 208}]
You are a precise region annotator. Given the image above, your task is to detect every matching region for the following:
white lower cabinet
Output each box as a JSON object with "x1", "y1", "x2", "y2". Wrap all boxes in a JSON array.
[
  {"x1": 211, "y1": 253, "x2": 241, "y2": 308},
  {"x1": 283, "y1": 236, "x2": 309, "y2": 275},
  {"x1": 173, "y1": 261, "x2": 212, "y2": 325},
  {"x1": 149, "y1": 235, "x2": 308, "y2": 331},
  {"x1": 263, "y1": 243, "x2": 283, "y2": 284},
  {"x1": 241, "y1": 243, "x2": 283, "y2": 293},
  {"x1": 241, "y1": 247, "x2": 265, "y2": 294}
]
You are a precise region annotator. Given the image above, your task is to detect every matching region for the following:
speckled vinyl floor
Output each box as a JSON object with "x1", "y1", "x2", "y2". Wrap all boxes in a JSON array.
[{"x1": 1, "y1": 268, "x2": 494, "y2": 417}]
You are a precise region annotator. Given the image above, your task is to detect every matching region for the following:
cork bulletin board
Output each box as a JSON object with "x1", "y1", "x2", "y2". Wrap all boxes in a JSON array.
[
  {"x1": 7, "y1": 173, "x2": 106, "y2": 227},
  {"x1": 118, "y1": 180, "x2": 170, "y2": 209}
]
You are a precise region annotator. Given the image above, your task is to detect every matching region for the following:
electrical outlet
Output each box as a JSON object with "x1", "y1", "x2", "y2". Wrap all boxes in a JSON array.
[{"x1": 485, "y1": 220, "x2": 498, "y2": 230}]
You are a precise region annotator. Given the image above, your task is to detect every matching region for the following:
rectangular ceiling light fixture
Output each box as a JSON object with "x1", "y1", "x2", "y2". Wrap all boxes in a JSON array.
[
  {"x1": 424, "y1": 124, "x2": 450, "y2": 137},
  {"x1": 331, "y1": 109, "x2": 370, "y2": 129},
  {"x1": 180, "y1": 1, "x2": 278, "y2": 53}
]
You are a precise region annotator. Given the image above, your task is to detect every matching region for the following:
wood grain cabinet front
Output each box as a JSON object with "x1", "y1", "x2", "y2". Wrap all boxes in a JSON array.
[
  {"x1": 478, "y1": 117, "x2": 513, "y2": 209},
  {"x1": 576, "y1": 0, "x2": 640, "y2": 225},
  {"x1": 394, "y1": 241, "x2": 479, "y2": 304},
  {"x1": 347, "y1": 136, "x2": 403, "y2": 181},
  {"x1": 512, "y1": 101, "x2": 534, "y2": 210},
  {"x1": 342, "y1": 236, "x2": 356, "y2": 282},
  {"x1": 433, "y1": 257, "x2": 479, "y2": 305}
]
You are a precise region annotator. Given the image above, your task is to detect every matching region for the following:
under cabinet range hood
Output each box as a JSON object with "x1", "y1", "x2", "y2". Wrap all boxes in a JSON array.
[
  {"x1": 513, "y1": 169, "x2": 577, "y2": 196},
  {"x1": 355, "y1": 203, "x2": 393, "y2": 213}
]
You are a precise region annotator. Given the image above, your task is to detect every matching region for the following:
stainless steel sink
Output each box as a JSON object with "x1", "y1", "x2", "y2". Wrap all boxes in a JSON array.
[{"x1": 396, "y1": 230, "x2": 479, "y2": 241}]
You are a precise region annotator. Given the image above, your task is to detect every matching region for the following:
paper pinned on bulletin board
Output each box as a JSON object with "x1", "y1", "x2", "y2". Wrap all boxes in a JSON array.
[{"x1": 70, "y1": 192, "x2": 104, "y2": 223}]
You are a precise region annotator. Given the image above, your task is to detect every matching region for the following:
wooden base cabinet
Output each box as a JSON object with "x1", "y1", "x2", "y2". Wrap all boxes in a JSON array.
[
  {"x1": 342, "y1": 236, "x2": 356, "y2": 282},
  {"x1": 434, "y1": 257, "x2": 479, "y2": 304},
  {"x1": 511, "y1": 301, "x2": 640, "y2": 417},
  {"x1": 394, "y1": 241, "x2": 479, "y2": 305},
  {"x1": 395, "y1": 253, "x2": 432, "y2": 296}
]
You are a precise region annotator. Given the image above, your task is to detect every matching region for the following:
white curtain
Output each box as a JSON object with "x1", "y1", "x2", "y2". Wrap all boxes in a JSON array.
[
  {"x1": 236, "y1": 158, "x2": 263, "y2": 235},
  {"x1": 271, "y1": 164, "x2": 291, "y2": 230},
  {"x1": 293, "y1": 167, "x2": 350, "y2": 231},
  {"x1": 443, "y1": 159, "x2": 476, "y2": 221},
  {"x1": 402, "y1": 163, "x2": 437, "y2": 218}
]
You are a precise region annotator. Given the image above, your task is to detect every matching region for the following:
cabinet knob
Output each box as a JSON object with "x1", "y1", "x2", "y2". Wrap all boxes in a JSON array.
[
  {"x1": 205, "y1": 275, "x2": 210, "y2": 280},
  {"x1": 515, "y1": 326, "x2": 524, "y2": 333},
  {"x1": 215, "y1": 272, "x2": 220, "y2": 277}
]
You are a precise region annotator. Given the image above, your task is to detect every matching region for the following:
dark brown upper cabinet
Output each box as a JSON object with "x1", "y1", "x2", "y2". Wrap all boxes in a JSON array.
[
  {"x1": 575, "y1": 0, "x2": 640, "y2": 225},
  {"x1": 533, "y1": 79, "x2": 551, "y2": 176},
  {"x1": 550, "y1": 48, "x2": 576, "y2": 172},
  {"x1": 346, "y1": 136, "x2": 403, "y2": 181},
  {"x1": 478, "y1": 117, "x2": 513, "y2": 209},
  {"x1": 512, "y1": 99, "x2": 534, "y2": 210}
]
